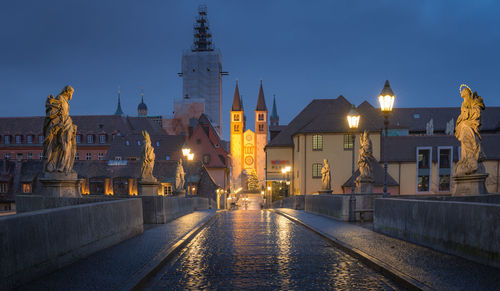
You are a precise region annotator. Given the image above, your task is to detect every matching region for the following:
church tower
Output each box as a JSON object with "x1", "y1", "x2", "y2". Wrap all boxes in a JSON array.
[
  {"x1": 137, "y1": 88, "x2": 148, "y2": 117},
  {"x1": 179, "y1": 5, "x2": 227, "y2": 137},
  {"x1": 230, "y1": 81, "x2": 244, "y2": 187},
  {"x1": 270, "y1": 94, "x2": 279, "y2": 126},
  {"x1": 114, "y1": 86, "x2": 124, "y2": 116},
  {"x1": 255, "y1": 81, "x2": 268, "y2": 183}
]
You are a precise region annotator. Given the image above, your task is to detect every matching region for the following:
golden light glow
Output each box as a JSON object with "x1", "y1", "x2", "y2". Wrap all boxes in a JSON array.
[
  {"x1": 267, "y1": 186, "x2": 271, "y2": 191},
  {"x1": 187, "y1": 153, "x2": 194, "y2": 161},
  {"x1": 378, "y1": 94, "x2": 395, "y2": 112},
  {"x1": 281, "y1": 166, "x2": 291, "y2": 174}
]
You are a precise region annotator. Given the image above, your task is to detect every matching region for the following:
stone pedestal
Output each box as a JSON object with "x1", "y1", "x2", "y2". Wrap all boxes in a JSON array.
[
  {"x1": 39, "y1": 172, "x2": 82, "y2": 198},
  {"x1": 318, "y1": 189, "x2": 333, "y2": 194},
  {"x1": 356, "y1": 177, "x2": 374, "y2": 194},
  {"x1": 138, "y1": 178, "x2": 159, "y2": 196},
  {"x1": 452, "y1": 173, "x2": 489, "y2": 196},
  {"x1": 173, "y1": 189, "x2": 186, "y2": 196}
]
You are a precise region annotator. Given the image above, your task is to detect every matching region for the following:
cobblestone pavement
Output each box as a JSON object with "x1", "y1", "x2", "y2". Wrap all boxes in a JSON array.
[
  {"x1": 147, "y1": 210, "x2": 402, "y2": 290},
  {"x1": 276, "y1": 208, "x2": 500, "y2": 291},
  {"x1": 18, "y1": 210, "x2": 216, "y2": 291}
]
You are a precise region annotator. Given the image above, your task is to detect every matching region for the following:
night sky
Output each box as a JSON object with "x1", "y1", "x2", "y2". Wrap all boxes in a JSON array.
[{"x1": 1, "y1": 1, "x2": 499, "y2": 140}]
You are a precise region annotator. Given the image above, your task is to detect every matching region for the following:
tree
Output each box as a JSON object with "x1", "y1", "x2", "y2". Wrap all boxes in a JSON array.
[{"x1": 247, "y1": 169, "x2": 260, "y2": 192}]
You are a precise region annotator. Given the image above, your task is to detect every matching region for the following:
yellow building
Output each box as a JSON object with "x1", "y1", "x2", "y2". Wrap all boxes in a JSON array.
[
  {"x1": 265, "y1": 95, "x2": 500, "y2": 197},
  {"x1": 230, "y1": 81, "x2": 268, "y2": 189}
]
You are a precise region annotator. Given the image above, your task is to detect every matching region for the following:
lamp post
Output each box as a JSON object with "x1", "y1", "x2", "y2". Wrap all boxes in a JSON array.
[
  {"x1": 378, "y1": 80, "x2": 396, "y2": 198},
  {"x1": 347, "y1": 105, "x2": 360, "y2": 222},
  {"x1": 267, "y1": 185, "x2": 271, "y2": 207},
  {"x1": 181, "y1": 143, "x2": 194, "y2": 198},
  {"x1": 281, "y1": 166, "x2": 291, "y2": 198}
]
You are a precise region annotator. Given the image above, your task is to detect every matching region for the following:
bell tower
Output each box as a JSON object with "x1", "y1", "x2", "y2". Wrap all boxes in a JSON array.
[
  {"x1": 255, "y1": 81, "x2": 268, "y2": 183},
  {"x1": 230, "y1": 81, "x2": 244, "y2": 187}
]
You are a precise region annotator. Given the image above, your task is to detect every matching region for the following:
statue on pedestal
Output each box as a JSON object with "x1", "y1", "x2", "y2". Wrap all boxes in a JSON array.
[
  {"x1": 319, "y1": 159, "x2": 332, "y2": 193},
  {"x1": 174, "y1": 159, "x2": 186, "y2": 195},
  {"x1": 43, "y1": 85, "x2": 77, "y2": 175},
  {"x1": 453, "y1": 84, "x2": 488, "y2": 195},
  {"x1": 140, "y1": 130, "x2": 156, "y2": 181},
  {"x1": 356, "y1": 131, "x2": 375, "y2": 193}
]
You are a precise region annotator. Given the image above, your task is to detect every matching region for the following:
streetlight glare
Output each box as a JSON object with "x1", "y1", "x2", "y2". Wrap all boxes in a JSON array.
[
  {"x1": 347, "y1": 106, "x2": 360, "y2": 129},
  {"x1": 378, "y1": 80, "x2": 395, "y2": 112},
  {"x1": 188, "y1": 153, "x2": 194, "y2": 160}
]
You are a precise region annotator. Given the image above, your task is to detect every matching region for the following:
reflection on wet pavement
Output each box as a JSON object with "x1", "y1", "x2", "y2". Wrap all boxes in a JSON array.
[{"x1": 149, "y1": 210, "x2": 401, "y2": 290}]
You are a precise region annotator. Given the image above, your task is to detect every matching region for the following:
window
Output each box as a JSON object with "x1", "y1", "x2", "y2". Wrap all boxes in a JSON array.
[
  {"x1": 343, "y1": 134, "x2": 353, "y2": 150},
  {"x1": 417, "y1": 147, "x2": 432, "y2": 192},
  {"x1": 137, "y1": 140, "x2": 141, "y2": 146},
  {"x1": 258, "y1": 124, "x2": 264, "y2": 132},
  {"x1": 312, "y1": 135, "x2": 323, "y2": 151},
  {"x1": 197, "y1": 139, "x2": 202, "y2": 144},
  {"x1": 38, "y1": 135, "x2": 44, "y2": 144},
  {"x1": 99, "y1": 135, "x2": 106, "y2": 144},
  {"x1": 27, "y1": 152, "x2": 32, "y2": 160},
  {"x1": 234, "y1": 114, "x2": 240, "y2": 122},
  {"x1": 165, "y1": 155, "x2": 170, "y2": 160},
  {"x1": 98, "y1": 153, "x2": 104, "y2": 160},
  {"x1": 4, "y1": 135, "x2": 10, "y2": 144},
  {"x1": 258, "y1": 113, "x2": 264, "y2": 121},
  {"x1": 5, "y1": 153, "x2": 10, "y2": 160},
  {"x1": 115, "y1": 156, "x2": 122, "y2": 160},
  {"x1": 16, "y1": 153, "x2": 23, "y2": 160},
  {"x1": 22, "y1": 183, "x2": 32, "y2": 193},
  {"x1": 438, "y1": 147, "x2": 453, "y2": 191},
  {"x1": 0, "y1": 183, "x2": 8, "y2": 193},
  {"x1": 27, "y1": 135, "x2": 33, "y2": 144},
  {"x1": 39, "y1": 153, "x2": 43, "y2": 160},
  {"x1": 156, "y1": 141, "x2": 160, "y2": 147},
  {"x1": 126, "y1": 140, "x2": 130, "y2": 146},
  {"x1": 233, "y1": 125, "x2": 240, "y2": 132},
  {"x1": 75, "y1": 153, "x2": 79, "y2": 160},
  {"x1": 215, "y1": 143, "x2": 220, "y2": 148},
  {"x1": 15, "y1": 135, "x2": 21, "y2": 144},
  {"x1": 203, "y1": 154, "x2": 211, "y2": 164},
  {"x1": 164, "y1": 184, "x2": 173, "y2": 195},
  {"x1": 87, "y1": 135, "x2": 94, "y2": 144},
  {"x1": 86, "y1": 153, "x2": 92, "y2": 160},
  {"x1": 312, "y1": 163, "x2": 322, "y2": 178},
  {"x1": 76, "y1": 135, "x2": 81, "y2": 144}
]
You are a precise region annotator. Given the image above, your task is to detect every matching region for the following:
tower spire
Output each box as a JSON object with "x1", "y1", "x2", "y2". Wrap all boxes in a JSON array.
[
  {"x1": 114, "y1": 86, "x2": 124, "y2": 115},
  {"x1": 256, "y1": 80, "x2": 267, "y2": 111},
  {"x1": 231, "y1": 81, "x2": 242, "y2": 111},
  {"x1": 192, "y1": 5, "x2": 214, "y2": 52},
  {"x1": 270, "y1": 94, "x2": 279, "y2": 126}
]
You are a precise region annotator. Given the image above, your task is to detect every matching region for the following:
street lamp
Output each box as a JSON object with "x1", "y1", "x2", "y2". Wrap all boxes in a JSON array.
[
  {"x1": 347, "y1": 105, "x2": 360, "y2": 222},
  {"x1": 182, "y1": 144, "x2": 195, "y2": 197},
  {"x1": 281, "y1": 166, "x2": 291, "y2": 197},
  {"x1": 378, "y1": 80, "x2": 395, "y2": 197}
]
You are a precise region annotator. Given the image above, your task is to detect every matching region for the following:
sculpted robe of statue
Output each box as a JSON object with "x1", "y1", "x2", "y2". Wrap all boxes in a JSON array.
[
  {"x1": 357, "y1": 131, "x2": 375, "y2": 181},
  {"x1": 321, "y1": 159, "x2": 332, "y2": 190},
  {"x1": 454, "y1": 85, "x2": 486, "y2": 176},
  {"x1": 140, "y1": 131, "x2": 155, "y2": 179},
  {"x1": 175, "y1": 159, "x2": 185, "y2": 191},
  {"x1": 43, "y1": 85, "x2": 77, "y2": 174}
]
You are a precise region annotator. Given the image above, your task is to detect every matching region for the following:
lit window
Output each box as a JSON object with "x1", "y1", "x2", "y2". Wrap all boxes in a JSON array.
[
  {"x1": 27, "y1": 153, "x2": 32, "y2": 160},
  {"x1": 38, "y1": 135, "x2": 44, "y2": 144},
  {"x1": 312, "y1": 163, "x2": 322, "y2": 178},
  {"x1": 99, "y1": 135, "x2": 106, "y2": 144},
  {"x1": 27, "y1": 135, "x2": 33, "y2": 144},
  {"x1": 417, "y1": 147, "x2": 432, "y2": 192},
  {"x1": 75, "y1": 153, "x2": 79, "y2": 160},
  {"x1": 98, "y1": 153, "x2": 104, "y2": 160},
  {"x1": 0, "y1": 183, "x2": 8, "y2": 193},
  {"x1": 76, "y1": 135, "x2": 81, "y2": 144},
  {"x1": 87, "y1": 135, "x2": 94, "y2": 144},
  {"x1": 438, "y1": 147, "x2": 453, "y2": 191},
  {"x1": 164, "y1": 184, "x2": 173, "y2": 195},
  {"x1": 22, "y1": 183, "x2": 32, "y2": 193},
  {"x1": 312, "y1": 135, "x2": 323, "y2": 151},
  {"x1": 343, "y1": 134, "x2": 353, "y2": 150},
  {"x1": 86, "y1": 153, "x2": 92, "y2": 160},
  {"x1": 5, "y1": 136, "x2": 10, "y2": 144},
  {"x1": 15, "y1": 135, "x2": 21, "y2": 144}
]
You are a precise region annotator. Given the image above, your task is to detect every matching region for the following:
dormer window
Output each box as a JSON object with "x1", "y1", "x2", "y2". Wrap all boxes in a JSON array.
[
  {"x1": 87, "y1": 135, "x2": 94, "y2": 144},
  {"x1": 76, "y1": 135, "x2": 81, "y2": 144},
  {"x1": 15, "y1": 135, "x2": 21, "y2": 144},
  {"x1": 27, "y1": 135, "x2": 33, "y2": 144},
  {"x1": 38, "y1": 135, "x2": 44, "y2": 144},
  {"x1": 99, "y1": 135, "x2": 106, "y2": 144},
  {"x1": 4, "y1": 136, "x2": 10, "y2": 144}
]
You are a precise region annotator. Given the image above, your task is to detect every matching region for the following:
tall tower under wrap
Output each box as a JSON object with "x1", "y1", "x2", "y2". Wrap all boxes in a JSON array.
[
  {"x1": 255, "y1": 81, "x2": 268, "y2": 183},
  {"x1": 230, "y1": 82, "x2": 244, "y2": 188},
  {"x1": 180, "y1": 5, "x2": 225, "y2": 137}
]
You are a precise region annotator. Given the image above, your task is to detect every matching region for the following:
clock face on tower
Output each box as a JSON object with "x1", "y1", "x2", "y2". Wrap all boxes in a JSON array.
[{"x1": 246, "y1": 135, "x2": 252, "y2": 141}]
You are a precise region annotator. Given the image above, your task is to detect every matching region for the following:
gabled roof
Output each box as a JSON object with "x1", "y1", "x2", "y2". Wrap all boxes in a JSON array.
[
  {"x1": 256, "y1": 81, "x2": 267, "y2": 111},
  {"x1": 231, "y1": 81, "x2": 242, "y2": 111}
]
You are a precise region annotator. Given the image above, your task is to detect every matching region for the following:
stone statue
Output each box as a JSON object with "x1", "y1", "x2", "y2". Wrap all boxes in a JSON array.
[
  {"x1": 43, "y1": 85, "x2": 77, "y2": 174},
  {"x1": 321, "y1": 159, "x2": 332, "y2": 191},
  {"x1": 454, "y1": 84, "x2": 486, "y2": 176},
  {"x1": 175, "y1": 159, "x2": 185, "y2": 191},
  {"x1": 426, "y1": 118, "x2": 434, "y2": 135},
  {"x1": 140, "y1": 130, "x2": 155, "y2": 180},
  {"x1": 357, "y1": 131, "x2": 375, "y2": 181}
]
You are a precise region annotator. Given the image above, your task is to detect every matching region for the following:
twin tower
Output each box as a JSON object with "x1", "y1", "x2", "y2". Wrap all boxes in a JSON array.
[{"x1": 230, "y1": 81, "x2": 268, "y2": 189}]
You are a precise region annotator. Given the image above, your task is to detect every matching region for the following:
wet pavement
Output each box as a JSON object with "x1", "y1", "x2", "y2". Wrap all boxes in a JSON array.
[{"x1": 147, "y1": 210, "x2": 401, "y2": 290}]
